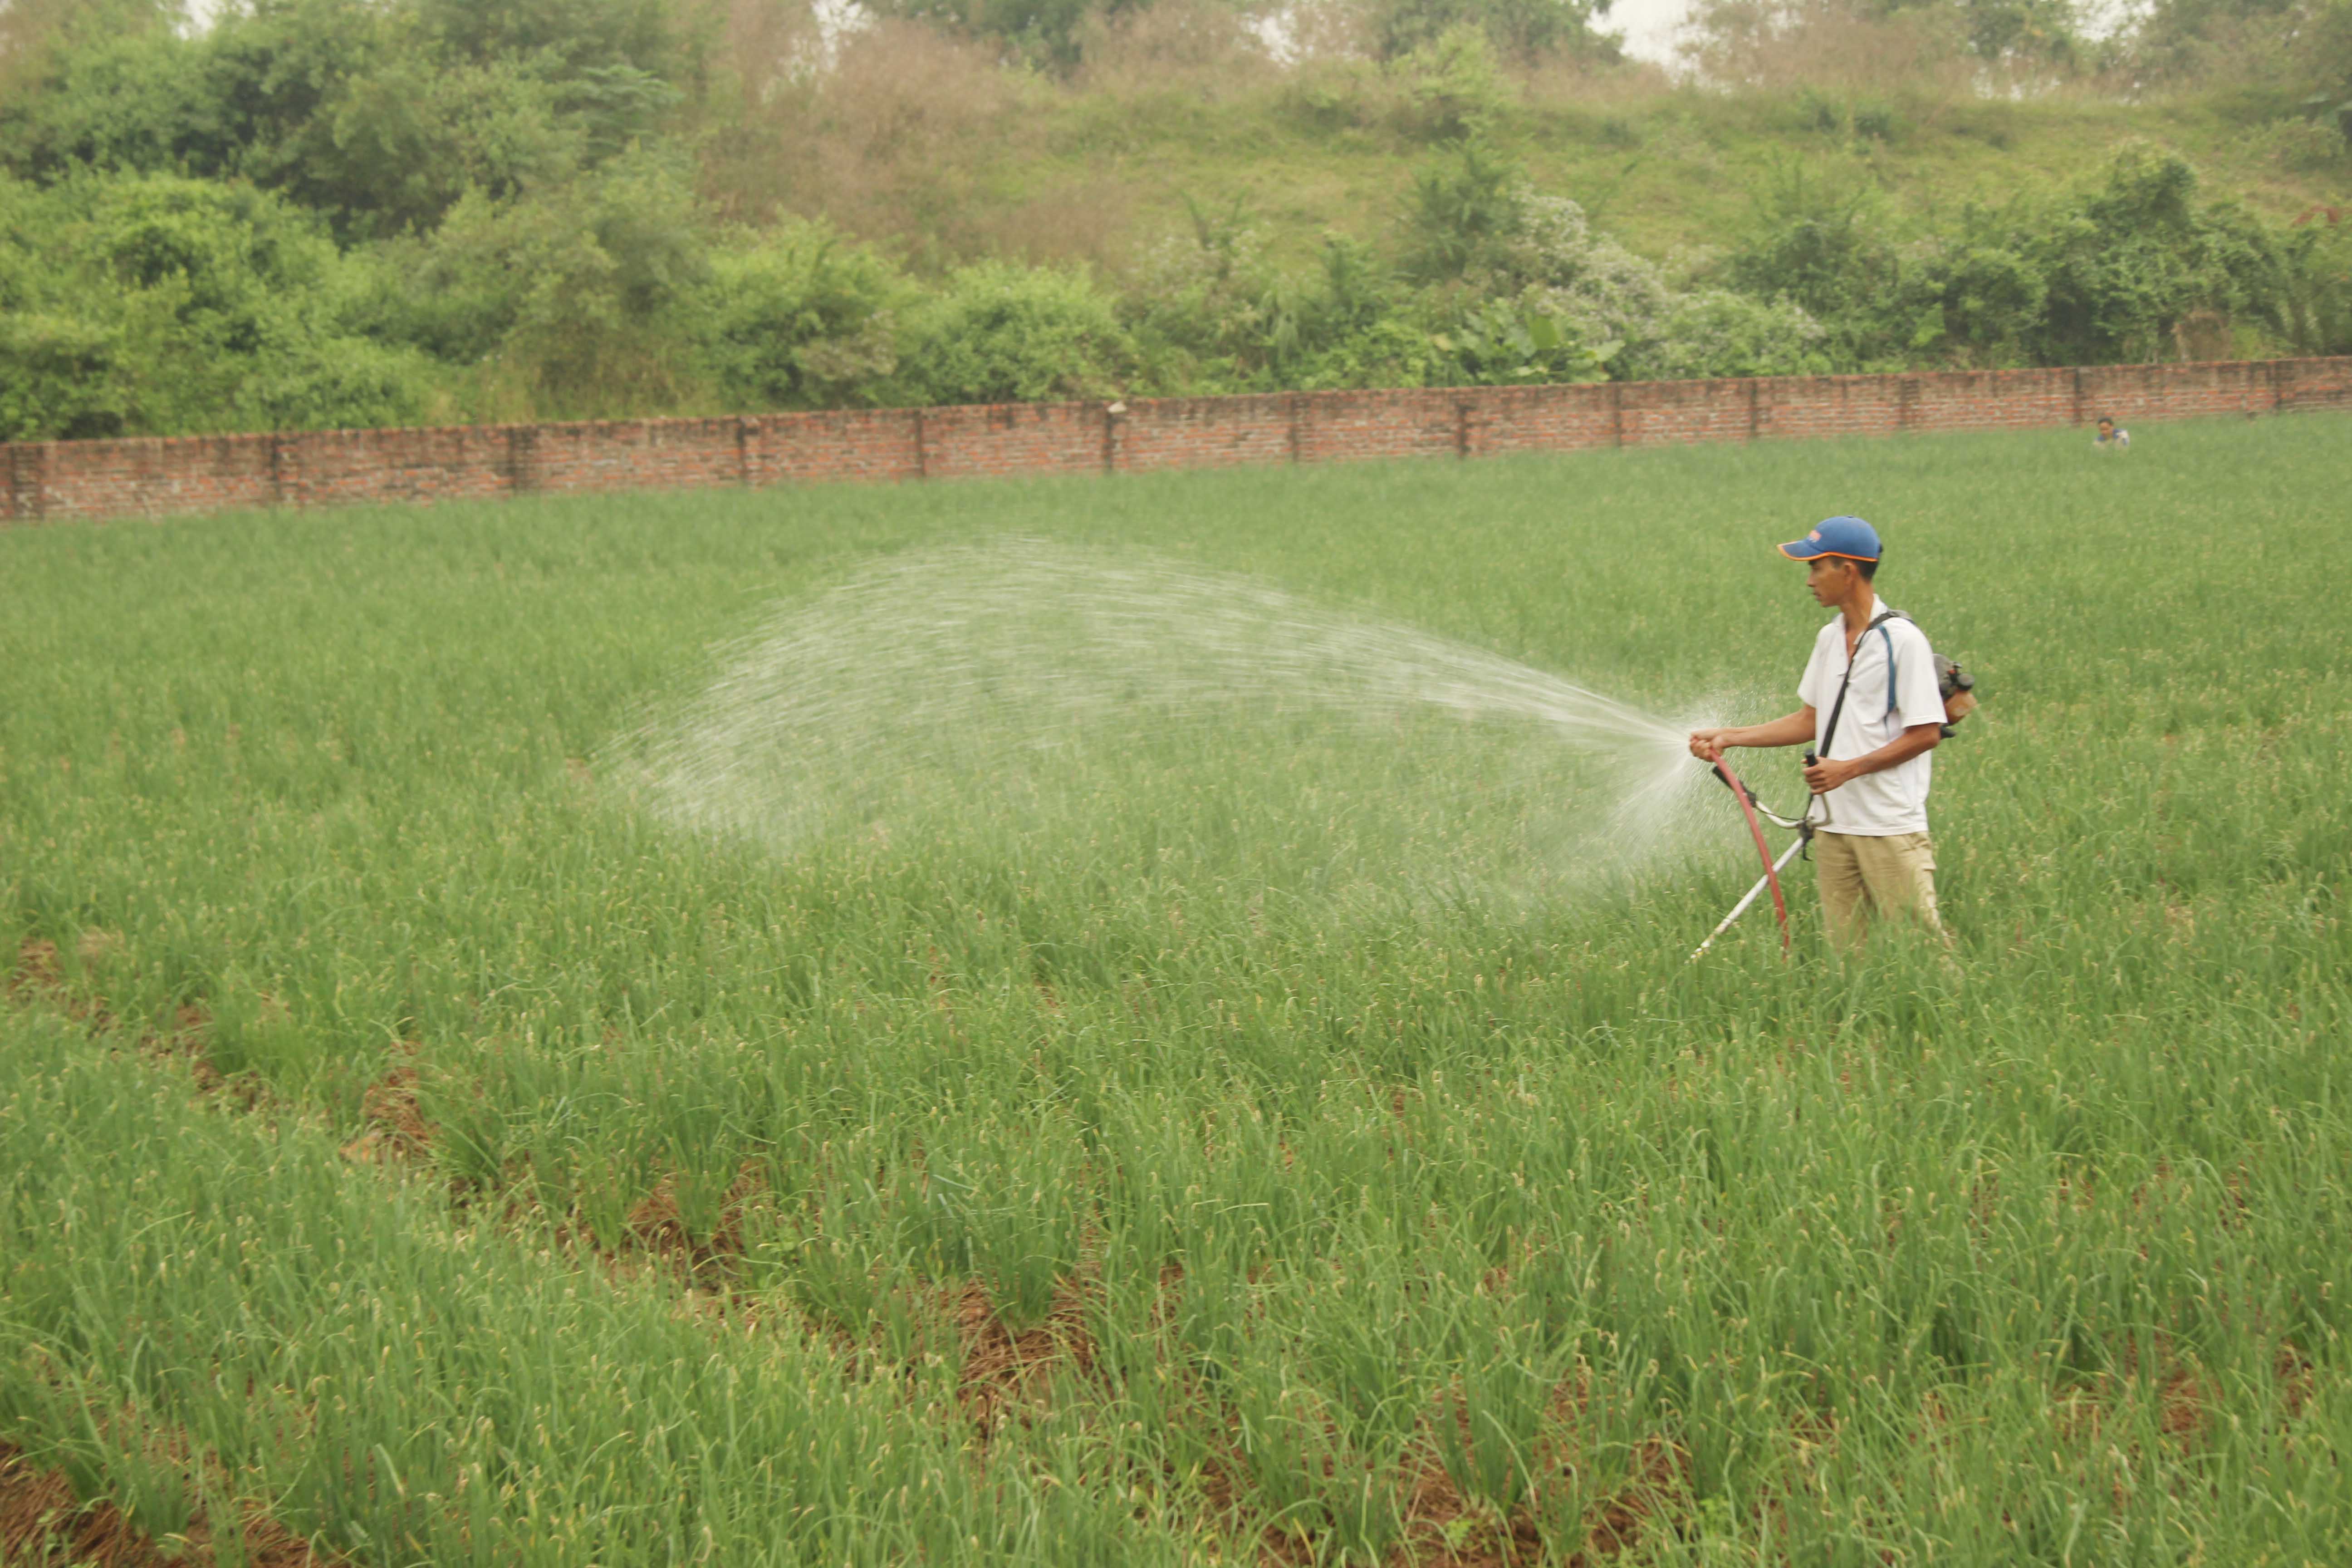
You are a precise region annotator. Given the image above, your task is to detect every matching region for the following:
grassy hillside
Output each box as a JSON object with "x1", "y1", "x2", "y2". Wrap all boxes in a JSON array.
[{"x1": 740, "y1": 64, "x2": 2351, "y2": 274}]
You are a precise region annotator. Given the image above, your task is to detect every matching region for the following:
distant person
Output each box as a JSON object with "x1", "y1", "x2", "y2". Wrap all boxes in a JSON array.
[
  {"x1": 2092, "y1": 416, "x2": 2130, "y2": 450},
  {"x1": 1687, "y1": 516, "x2": 1947, "y2": 951}
]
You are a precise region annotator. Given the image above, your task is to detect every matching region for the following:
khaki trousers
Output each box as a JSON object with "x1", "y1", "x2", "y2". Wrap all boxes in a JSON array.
[{"x1": 1814, "y1": 830, "x2": 1943, "y2": 951}]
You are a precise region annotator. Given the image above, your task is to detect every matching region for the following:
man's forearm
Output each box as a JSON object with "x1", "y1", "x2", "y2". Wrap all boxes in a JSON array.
[
  {"x1": 1802, "y1": 721, "x2": 1940, "y2": 796},
  {"x1": 1720, "y1": 711, "x2": 1815, "y2": 750},
  {"x1": 1838, "y1": 723, "x2": 1941, "y2": 779}
]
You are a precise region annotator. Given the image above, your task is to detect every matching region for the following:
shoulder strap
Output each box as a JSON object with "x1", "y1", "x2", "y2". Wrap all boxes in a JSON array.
[
  {"x1": 1820, "y1": 609, "x2": 1901, "y2": 760},
  {"x1": 1877, "y1": 612, "x2": 1903, "y2": 717}
]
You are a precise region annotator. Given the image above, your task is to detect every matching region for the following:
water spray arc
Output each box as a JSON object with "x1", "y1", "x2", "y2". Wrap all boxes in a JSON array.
[{"x1": 617, "y1": 540, "x2": 1724, "y2": 911}]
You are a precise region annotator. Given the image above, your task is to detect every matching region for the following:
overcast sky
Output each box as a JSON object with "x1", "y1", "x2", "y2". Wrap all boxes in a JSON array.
[{"x1": 1609, "y1": 0, "x2": 1693, "y2": 65}]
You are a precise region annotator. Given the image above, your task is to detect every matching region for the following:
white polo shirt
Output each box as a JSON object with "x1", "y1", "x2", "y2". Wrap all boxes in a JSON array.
[{"x1": 1797, "y1": 601, "x2": 1945, "y2": 835}]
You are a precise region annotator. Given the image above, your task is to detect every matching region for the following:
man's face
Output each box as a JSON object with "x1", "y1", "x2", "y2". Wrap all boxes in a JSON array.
[
  {"x1": 1806, "y1": 556, "x2": 1856, "y2": 605},
  {"x1": 2097, "y1": 420, "x2": 2114, "y2": 436}
]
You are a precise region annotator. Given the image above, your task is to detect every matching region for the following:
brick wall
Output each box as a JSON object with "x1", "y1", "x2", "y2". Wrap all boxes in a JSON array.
[{"x1": 7, "y1": 355, "x2": 2348, "y2": 524}]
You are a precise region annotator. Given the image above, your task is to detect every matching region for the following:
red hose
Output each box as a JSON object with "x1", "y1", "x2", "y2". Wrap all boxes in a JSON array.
[{"x1": 1714, "y1": 762, "x2": 1791, "y2": 952}]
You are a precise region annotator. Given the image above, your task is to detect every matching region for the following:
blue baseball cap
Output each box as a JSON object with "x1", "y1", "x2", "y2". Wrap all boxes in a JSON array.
[{"x1": 1779, "y1": 514, "x2": 1881, "y2": 563}]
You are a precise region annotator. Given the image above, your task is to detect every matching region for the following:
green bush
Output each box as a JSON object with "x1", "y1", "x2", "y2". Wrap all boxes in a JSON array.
[
  {"x1": 1725, "y1": 166, "x2": 1918, "y2": 367},
  {"x1": 0, "y1": 172, "x2": 434, "y2": 441},
  {"x1": 1125, "y1": 213, "x2": 1446, "y2": 394},
  {"x1": 1123, "y1": 200, "x2": 1285, "y2": 392},
  {"x1": 1122, "y1": 200, "x2": 1411, "y2": 392},
  {"x1": 1401, "y1": 140, "x2": 1525, "y2": 283},
  {"x1": 1622, "y1": 290, "x2": 1833, "y2": 380},
  {"x1": 0, "y1": 309, "x2": 120, "y2": 441},
  {"x1": 895, "y1": 261, "x2": 1139, "y2": 405},
  {"x1": 380, "y1": 147, "x2": 712, "y2": 418},
  {"x1": 235, "y1": 337, "x2": 447, "y2": 433},
  {"x1": 1430, "y1": 295, "x2": 1610, "y2": 383},
  {"x1": 1292, "y1": 314, "x2": 1451, "y2": 389},
  {"x1": 2279, "y1": 214, "x2": 2352, "y2": 354},
  {"x1": 1725, "y1": 144, "x2": 2308, "y2": 370},
  {"x1": 699, "y1": 223, "x2": 911, "y2": 411},
  {"x1": 1389, "y1": 25, "x2": 1517, "y2": 140},
  {"x1": 1401, "y1": 166, "x2": 1833, "y2": 382},
  {"x1": 1927, "y1": 242, "x2": 2048, "y2": 361},
  {"x1": 2029, "y1": 143, "x2": 2288, "y2": 364}
]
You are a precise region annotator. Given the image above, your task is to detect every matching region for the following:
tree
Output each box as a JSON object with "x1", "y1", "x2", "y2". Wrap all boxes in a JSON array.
[
  {"x1": 1682, "y1": 0, "x2": 2083, "y2": 74},
  {"x1": 1365, "y1": 0, "x2": 1616, "y2": 62},
  {"x1": 1, "y1": 0, "x2": 695, "y2": 240},
  {"x1": 865, "y1": 0, "x2": 1143, "y2": 70}
]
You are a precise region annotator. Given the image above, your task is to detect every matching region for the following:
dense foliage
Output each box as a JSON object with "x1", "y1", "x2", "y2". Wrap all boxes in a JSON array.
[
  {"x1": 1725, "y1": 144, "x2": 2344, "y2": 370},
  {"x1": 0, "y1": 0, "x2": 2347, "y2": 438}
]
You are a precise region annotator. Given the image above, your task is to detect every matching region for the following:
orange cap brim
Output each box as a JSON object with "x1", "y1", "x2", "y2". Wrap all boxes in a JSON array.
[{"x1": 1778, "y1": 544, "x2": 1877, "y2": 563}]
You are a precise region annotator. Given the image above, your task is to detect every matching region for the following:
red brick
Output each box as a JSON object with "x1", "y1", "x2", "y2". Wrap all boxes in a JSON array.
[{"x1": 5, "y1": 357, "x2": 2347, "y2": 525}]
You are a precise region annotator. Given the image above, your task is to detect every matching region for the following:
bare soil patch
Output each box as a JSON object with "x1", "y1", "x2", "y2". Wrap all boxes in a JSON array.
[
  {"x1": 952, "y1": 1276, "x2": 1101, "y2": 1436},
  {"x1": 0, "y1": 1440, "x2": 324, "y2": 1568},
  {"x1": 340, "y1": 1054, "x2": 429, "y2": 1164}
]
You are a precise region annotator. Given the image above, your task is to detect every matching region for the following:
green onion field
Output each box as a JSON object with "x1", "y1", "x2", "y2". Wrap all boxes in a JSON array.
[{"x1": 4, "y1": 414, "x2": 2347, "y2": 1565}]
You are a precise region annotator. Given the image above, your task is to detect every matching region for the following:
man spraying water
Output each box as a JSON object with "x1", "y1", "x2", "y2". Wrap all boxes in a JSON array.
[{"x1": 1687, "y1": 516, "x2": 1949, "y2": 950}]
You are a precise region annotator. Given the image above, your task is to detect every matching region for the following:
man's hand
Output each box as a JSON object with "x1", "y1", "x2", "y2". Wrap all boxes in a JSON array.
[
  {"x1": 1803, "y1": 755, "x2": 1860, "y2": 794},
  {"x1": 1688, "y1": 728, "x2": 1731, "y2": 763},
  {"x1": 1806, "y1": 724, "x2": 1939, "y2": 794}
]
